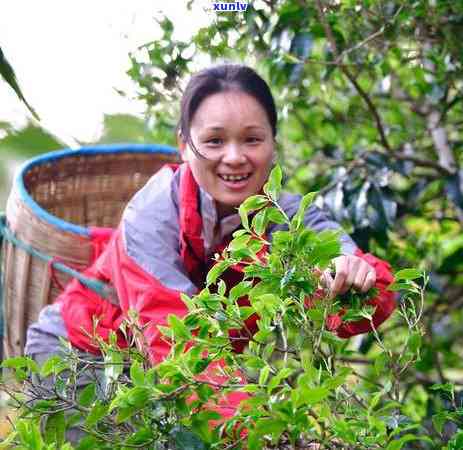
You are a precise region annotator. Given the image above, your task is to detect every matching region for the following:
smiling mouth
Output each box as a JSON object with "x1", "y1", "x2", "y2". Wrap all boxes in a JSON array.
[{"x1": 218, "y1": 173, "x2": 252, "y2": 182}]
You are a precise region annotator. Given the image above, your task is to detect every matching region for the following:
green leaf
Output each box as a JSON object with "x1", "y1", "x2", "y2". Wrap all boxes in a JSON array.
[
  {"x1": 169, "y1": 425, "x2": 207, "y2": 450},
  {"x1": 386, "y1": 433, "x2": 432, "y2": 450},
  {"x1": 206, "y1": 260, "x2": 233, "y2": 286},
  {"x1": 124, "y1": 428, "x2": 154, "y2": 446},
  {"x1": 39, "y1": 355, "x2": 69, "y2": 377},
  {"x1": 268, "y1": 367, "x2": 294, "y2": 393},
  {"x1": 158, "y1": 325, "x2": 173, "y2": 339},
  {"x1": 16, "y1": 419, "x2": 44, "y2": 448},
  {"x1": 229, "y1": 234, "x2": 251, "y2": 251},
  {"x1": 0, "y1": 47, "x2": 39, "y2": 119},
  {"x1": 374, "y1": 353, "x2": 388, "y2": 375},
  {"x1": 1, "y1": 356, "x2": 38, "y2": 373},
  {"x1": 127, "y1": 386, "x2": 151, "y2": 408},
  {"x1": 239, "y1": 195, "x2": 268, "y2": 215},
  {"x1": 75, "y1": 436, "x2": 99, "y2": 450},
  {"x1": 168, "y1": 314, "x2": 192, "y2": 340},
  {"x1": 254, "y1": 417, "x2": 286, "y2": 437},
  {"x1": 394, "y1": 268, "x2": 422, "y2": 281},
  {"x1": 430, "y1": 382, "x2": 454, "y2": 395},
  {"x1": 408, "y1": 331, "x2": 422, "y2": 353},
  {"x1": 85, "y1": 401, "x2": 109, "y2": 428},
  {"x1": 44, "y1": 411, "x2": 66, "y2": 447},
  {"x1": 253, "y1": 293, "x2": 280, "y2": 315},
  {"x1": 322, "y1": 367, "x2": 351, "y2": 390},
  {"x1": 291, "y1": 192, "x2": 318, "y2": 230},
  {"x1": 266, "y1": 206, "x2": 287, "y2": 224},
  {"x1": 77, "y1": 383, "x2": 97, "y2": 407},
  {"x1": 229, "y1": 280, "x2": 252, "y2": 301},
  {"x1": 306, "y1": 308, "x2": 325, "y2": 323},
  {"x1": 130, "y1": 361, "x2": 145, "y2": 386},
  {"x1": 104, "y1": 349, "x2": 124, "y2": 384},
  {"x1": 297, "y1": 386, "x2": 330, "y2": 407},
  {"x1": 259, "y1": 365, "x2": 271, "y2": 385},
  {"x1": 252, "y1": 208, "x2": 269, "y2": 236},
  {"x1": 263, "y1": 165, "x2": 283, "y2": 200},
  {"x1": 388, "y1": 282, "x2": 413, "y2": 291}
]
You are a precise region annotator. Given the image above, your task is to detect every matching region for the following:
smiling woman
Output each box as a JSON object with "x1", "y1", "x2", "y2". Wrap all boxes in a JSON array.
[
  {"x1": 177, "y1": 65, "x2": 276, "y2": 218},
  {"x1": 24, "y1": 64, "x2": 395, "y2": 442}
]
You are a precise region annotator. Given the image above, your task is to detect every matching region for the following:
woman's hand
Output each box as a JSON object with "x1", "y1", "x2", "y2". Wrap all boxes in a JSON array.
[{"x1": 323, "y1": 255, "x2": 377, "y2": 298}]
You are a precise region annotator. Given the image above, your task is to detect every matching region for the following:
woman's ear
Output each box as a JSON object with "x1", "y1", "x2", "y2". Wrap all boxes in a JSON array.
[{"x1": 177, "y1": 132, "x2": 188, "y2": 162}]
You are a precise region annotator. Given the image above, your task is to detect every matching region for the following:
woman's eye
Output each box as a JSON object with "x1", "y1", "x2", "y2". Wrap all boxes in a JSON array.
[
  {"x1": 205, "y1": 138, "x2": 222, "y2": 145},
  {"x1": 246, "y1": 136, "x2": 262, "y2": 144}
]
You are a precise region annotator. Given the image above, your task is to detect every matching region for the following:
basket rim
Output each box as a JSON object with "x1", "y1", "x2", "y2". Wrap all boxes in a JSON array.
[{"x1": 14, "y1": 143, "x2": 179, "y2": 237}]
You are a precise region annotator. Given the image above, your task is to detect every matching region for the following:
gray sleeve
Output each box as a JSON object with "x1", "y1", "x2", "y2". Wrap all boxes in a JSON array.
[
  {"x1": 268, "y1": 192, "x2": 357, "y2": 254},
  {"x1": 121, "y1": 167, "x2": 198, "y2": 295}
]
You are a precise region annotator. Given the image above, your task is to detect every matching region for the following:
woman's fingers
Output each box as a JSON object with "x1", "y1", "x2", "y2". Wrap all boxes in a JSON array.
[
  {"x1": 353, "y1": 264, "x2": 368, "y2": 292},
  {"x1": 341, "y1": 256, "x2": 360, "y2": 294},
  {"x1": 331, "y1": 256, "x2": 349, "y2": 297},
  {"x1": 331, "y1": 255, "x2": 376, "y2": 296},
  {"x1": 361, "y1": 269, "x2": 376, "y2": 292}
]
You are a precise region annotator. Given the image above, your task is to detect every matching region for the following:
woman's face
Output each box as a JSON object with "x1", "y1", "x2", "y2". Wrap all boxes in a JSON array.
[{"x1": 179, "y1": 90, "x2": 275, "y2": 218}]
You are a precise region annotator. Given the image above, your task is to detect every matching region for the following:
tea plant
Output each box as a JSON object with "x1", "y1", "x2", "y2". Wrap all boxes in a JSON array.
[{"x1": 1, "y1": 167, "x2": 460, "y2": 449}]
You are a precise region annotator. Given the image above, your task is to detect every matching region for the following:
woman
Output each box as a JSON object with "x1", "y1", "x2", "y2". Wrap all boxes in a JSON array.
[{"x1": 26, "y1": 64, "x2": 395, "y2": 419}]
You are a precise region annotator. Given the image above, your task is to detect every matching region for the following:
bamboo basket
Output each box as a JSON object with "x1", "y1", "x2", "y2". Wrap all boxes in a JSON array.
[{"x1": 1, "y1": 144, "x2": 179, "y2": 358}]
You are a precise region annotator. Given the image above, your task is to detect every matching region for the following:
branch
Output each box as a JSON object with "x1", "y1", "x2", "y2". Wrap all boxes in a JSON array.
[
  {"x1": 334, "y1": 5, "x2": 405, "y2": 64},
  {"x1": 375, "y1": 148, "x2": 454, "y2": 176},
  {"x1": 314, "y1": 0, "x2": 392, "y2": 152}
]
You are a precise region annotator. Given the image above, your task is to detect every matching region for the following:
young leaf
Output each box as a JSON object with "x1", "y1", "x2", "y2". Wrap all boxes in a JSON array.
[
  {"x1": 39, "y1": 355, "x2": 69, "y2": 377},
  {"x1": 259, "y1": 365, "x2": 271, "y2": 386},
  {"x1": 291, "y1": 192, "x2": 318, "y2": 230},
  {"x1": 77, "y1": 383, "x2": 97, "y2": 407},
  {"x1": 266, "y1": 206, "x2": 287, "y2": 224},
  {"x1": 130, "y1": 361, "x2": 145, "y2": 386},
  {"x1": 297, "y1": 386, "x2": 330, "y2": 407},
  {"x1": 44, "y1": 411, "x2": 65, "y2": 447},
  {"x1": 167, "y1": 314, "x2": 192, "y2": 340},
  {"x1": 252, "y1": 208, "x2": 269, "y2": 236},
  {"x1": 206, "y1": 260, "x2": 233, "y2": 286},
  {"x1": 229, "y1": 234, "x2": 251, "y2": 251},
  {"x1": 263, "y1": 165, "x2": 283, "y2": 200},
  {"x1": 85, "y1": 401, "x2": 109, "y2": 428},
  {"x1": 394, "y1": 268, "x2": 422, "y2": 281},
  {"x1": 229, "y1": 280, "x2": 252, "y2": 301}
]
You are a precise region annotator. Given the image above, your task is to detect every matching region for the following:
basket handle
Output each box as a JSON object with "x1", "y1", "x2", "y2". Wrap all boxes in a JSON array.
[{"x1": 0, "y1": 213, "x2": 112, "y2": 299}]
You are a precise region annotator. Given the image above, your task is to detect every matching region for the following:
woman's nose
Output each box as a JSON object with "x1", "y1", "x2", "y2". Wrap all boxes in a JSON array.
[{"x1": 221, "y1": 142, "x2": 246, "y2": 164}]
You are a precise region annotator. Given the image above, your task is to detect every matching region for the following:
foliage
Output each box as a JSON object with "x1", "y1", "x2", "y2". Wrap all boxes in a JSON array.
[
  {"x1": 121, "y1": 3, "x2": 463, "y2": 446},
  {"x1": 1, "y1": 167, "x2": 461, "y2": 449},
  {"x1": 1, "y1": 0, "x2": 463, "y2": 448}
]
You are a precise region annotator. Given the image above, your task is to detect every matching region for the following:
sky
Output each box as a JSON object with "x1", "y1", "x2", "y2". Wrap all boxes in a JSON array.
[{"x1": 0, "y1": 0, "x2": 212, "y2": 146}]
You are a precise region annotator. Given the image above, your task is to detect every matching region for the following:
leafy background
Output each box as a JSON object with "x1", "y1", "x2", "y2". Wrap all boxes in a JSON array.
[{"x1": 1, "y1": 0, "x2": 463, "y2": 447}]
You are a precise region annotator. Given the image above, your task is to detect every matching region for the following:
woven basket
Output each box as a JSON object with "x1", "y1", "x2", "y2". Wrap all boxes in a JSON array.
[{"x1": 1, "y1": 144, "x2": 179, "y2": 358}]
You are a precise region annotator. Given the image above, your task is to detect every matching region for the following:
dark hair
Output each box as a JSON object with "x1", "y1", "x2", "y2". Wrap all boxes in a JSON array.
[{"x1": 177, "y1": 64, "x2": 277, "y2": 158}]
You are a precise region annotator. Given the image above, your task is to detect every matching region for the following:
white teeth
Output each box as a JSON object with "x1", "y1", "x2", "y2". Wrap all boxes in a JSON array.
[{"x1": 220, "y1": 173, "x2": 250, "y2": 182}]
